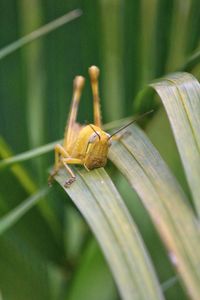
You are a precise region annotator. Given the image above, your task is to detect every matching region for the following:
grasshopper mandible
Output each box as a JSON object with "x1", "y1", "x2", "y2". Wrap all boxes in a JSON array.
[{"x1": 49, "y1": 66, "x2": 152, "y2": 187}]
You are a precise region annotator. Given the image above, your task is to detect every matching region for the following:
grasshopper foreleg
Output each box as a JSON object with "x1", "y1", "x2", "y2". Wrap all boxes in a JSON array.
[
  {"x1": 48, "y1": 144, "x2": 78, "y2": 187},
  {"x1": 61, "y1": 157, "x2": 83, "y2": 187}
]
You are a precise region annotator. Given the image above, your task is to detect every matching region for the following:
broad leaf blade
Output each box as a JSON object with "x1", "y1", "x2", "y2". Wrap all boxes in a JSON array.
[
  {"x1": 151, "y1": 72, "x2": 200, "y2": 215},
  {"x1": 55, "y1": 168, "x2": 164, "y2": 300},
  {"x1": 109, "y1": 124, "x2": 200, "y2": 299}
]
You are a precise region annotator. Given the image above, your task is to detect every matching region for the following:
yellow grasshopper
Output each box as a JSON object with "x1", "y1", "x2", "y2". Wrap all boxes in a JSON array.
[{"x1": 49, "y1": 66, "x2": 152, "y2": 187}]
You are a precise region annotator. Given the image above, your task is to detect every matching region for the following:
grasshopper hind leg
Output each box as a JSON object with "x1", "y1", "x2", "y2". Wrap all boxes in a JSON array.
[
  {"x1": 49, "y1": 74, "x2": 85, "y2": 187},
  {"x1": 89, "y1": 66, "x2": 102, "y2": 128},
  {"x1": 48, "y1": 144, "x2": 67, "y2": 186},
  {"x1": 63, "y1": 76, "x2": 85, "y2": 149}
]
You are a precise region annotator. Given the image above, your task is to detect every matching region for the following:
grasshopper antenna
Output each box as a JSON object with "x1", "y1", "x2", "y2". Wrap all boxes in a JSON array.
[
  {"x1": 108, "y1": 109, "x2": 154, "y2": 139},
  {"x1": 64, "y1": 76, "x2": 85, "y2": 148},
  {"x1": 89, "y1": 124, "x2": 101, "y2": 140}
]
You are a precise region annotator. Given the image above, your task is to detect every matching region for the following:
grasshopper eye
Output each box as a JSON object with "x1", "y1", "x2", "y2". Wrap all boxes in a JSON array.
[
  {"x1": 106, "y1": 133, "x2": 111, "y2": 139},
  {"x1": 106, "y1": 134, "x2": 112, "y2": 146},
  {"x1": 89, "y1": 133, "x2": 98, "y2": 143}
]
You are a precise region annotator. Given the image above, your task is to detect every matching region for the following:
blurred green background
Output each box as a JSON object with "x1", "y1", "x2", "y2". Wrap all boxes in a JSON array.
[{"x1": 0, "y1": 0, "x2": 200, "y2": 299}]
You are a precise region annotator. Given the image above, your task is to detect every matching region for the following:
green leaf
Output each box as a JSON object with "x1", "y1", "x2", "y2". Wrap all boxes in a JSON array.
[
  {"x1": 0, "y1": 187, "x2": 48, "y2": 235},
  {"x1": 0, "y1": 138, "x2": 60, "y2": 170},
  {"x1": 0, "y1": 9, "x2": 81, "y2": 60},
  {"x1": 180, "y1": 48, "x2": 200, "y2": 72},
  {"x1": 151, "y1": 72, "x2": 200, "y2": 215},
  {"x1": 67, "y1": 239, "x2": 118, "y2": 300},
  {"x1": 99, "y1": 0, "x2": 125, "y2": 121},
  {"x1": 55, "y1": 168, "x2": 164, "y2": 300},
  {"x1": 0, "y1": 233, "x2": 51, "y2": 300},
  {"x1": 165, "y1": 1, "x2": 192, "y2": 71},
  {"x1": 109, "y1": 123, "x2": 200, "y2": 299},
  {"x1": 0, "y1": 137, "x2": 62, "y2": 240}
]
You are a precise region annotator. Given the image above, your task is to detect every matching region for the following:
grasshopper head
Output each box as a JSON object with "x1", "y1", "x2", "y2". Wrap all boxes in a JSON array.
[{"x1": 84, "y1": 127, "x2": 112, "y2": 170}]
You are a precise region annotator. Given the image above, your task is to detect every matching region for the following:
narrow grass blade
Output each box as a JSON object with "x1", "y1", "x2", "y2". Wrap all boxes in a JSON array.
[
  {"x1": 55, "y1": 168, "x2": 164, "y2": 300},
  {"x1": 0, "y1": 137, "x2": 61, "y2": 239},
  {"x1": 0, "y1": 139, "x2": 60, "y2": 170},
  {"x1": 151, "y1": 72, "x2": 200, "y2": 215},
  {"x1": 161, "y1": 276, "x2": 178, "y2": 292},
  {"x1": 0, "y1": 187, "x2": 48, "y2": 235},
  {"x1": 109, "y1": 125, "x2": 200, "y2": 299},
  {"x1": 0, "y1": 9, "x2": 81, "y2": 60},
  {"x1": 180, "y1": 48, "x2": 200, "y2": 72}
]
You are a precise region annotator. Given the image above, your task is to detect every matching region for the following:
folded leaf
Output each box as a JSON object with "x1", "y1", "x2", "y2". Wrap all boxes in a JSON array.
[
  {"x1": 55, "y1": 168, "x2": 164, "y2": 300},
  {"x1": 109, "y1": 124, "x2": 200, "y2": 299}
]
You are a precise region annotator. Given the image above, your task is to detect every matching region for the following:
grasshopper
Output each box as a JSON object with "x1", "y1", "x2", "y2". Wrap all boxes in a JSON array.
[{"x1": 49, "y1": 66, "x2": 152, "y2": 187}]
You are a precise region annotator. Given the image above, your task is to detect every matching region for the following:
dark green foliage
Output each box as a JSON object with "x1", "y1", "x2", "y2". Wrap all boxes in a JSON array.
[{"x1": 0, "y1": 1, "x2": 200, "y2": 299}]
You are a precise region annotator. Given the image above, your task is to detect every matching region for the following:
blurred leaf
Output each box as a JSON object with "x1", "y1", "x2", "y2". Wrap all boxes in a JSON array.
[
  {"x1": 140, "y1": 0, "x2": 157, "y2": 83},
  {"x1": 64, "y1": 205, "x2": 87, "y2": 260},
  {"x1": 55, "y1": 168, "x2": 164, "y2": 300},
  {"x1": 181, "y1": 48, "x2": 200, "y2": 72},
  {"x1": 1, "y1": 1, "x2": 200, "y2": 299},
  {"x1": 0, "y1": 136, "x2": 37, "y2": 194},
  {"x1": 0, "y1": 137, "x2": 62, "y2": 240},
  {"x1": 0, "y1": 9, "x2": 81, "y2": 60},
  {"x1": 109, "y1": 123, "x2": 200, "y2": 299},
  {"x1": 47, "y1": 262, "x2": 68, "y2": 300},
  {"x1": 0, "y1": 139, "x2": 60, "y2": 170},
  {"x1": 99, "y1": 0, "x2": 125, "y2": 121},
  {"x1": 67, "y1": 239, "x2": 118, "y2": 300},
  {"x1": 19, "y1": 0, "x2": 45, "y2": 158},
  {"x1": 0, "y1": 232, "x2": 51, "y2": 300},
  {"x1": 0, "y1": 187, "x2": 48, "y2": 235},
  {"x1": 166, "y1": 0, "x2": 192, "y2": 71}
]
